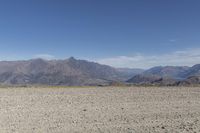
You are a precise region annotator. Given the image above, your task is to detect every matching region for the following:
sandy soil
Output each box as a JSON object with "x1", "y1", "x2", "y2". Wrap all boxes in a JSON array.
[{"x1": 0, "y1": 86, "x2": 200, "y2": 133}]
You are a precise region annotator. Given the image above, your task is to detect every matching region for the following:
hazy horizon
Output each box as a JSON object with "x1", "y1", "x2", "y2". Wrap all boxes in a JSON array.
[{"x1": 0, "y1": 56, "x2": 197, "y2": 70}]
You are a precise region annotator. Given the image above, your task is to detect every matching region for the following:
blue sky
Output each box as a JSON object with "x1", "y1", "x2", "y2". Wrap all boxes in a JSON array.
[{"x1": 0, "y1": 0, "x2": 200, "y2": 68}]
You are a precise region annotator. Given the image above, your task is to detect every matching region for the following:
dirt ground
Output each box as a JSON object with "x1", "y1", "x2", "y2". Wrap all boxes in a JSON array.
[{"x1": 0, "y1": 86, "x2": 200, "y2": 133}]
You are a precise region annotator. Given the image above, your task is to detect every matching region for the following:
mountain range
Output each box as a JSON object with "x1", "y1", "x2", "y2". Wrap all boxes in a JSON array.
[
  {"x1": 127, "y1": 65, "x2": 200, "y2": 86},
  {"x1": 0, "y1": 57, "x2": 200, "y2": 86},
  {"x1": 0, "y1": 57, "x2": 142, "y2": 86}
]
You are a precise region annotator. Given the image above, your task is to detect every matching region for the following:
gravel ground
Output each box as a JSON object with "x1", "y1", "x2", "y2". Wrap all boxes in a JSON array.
[{"x1": 0, "y1": 86, "x2": 200, "y2": 133}]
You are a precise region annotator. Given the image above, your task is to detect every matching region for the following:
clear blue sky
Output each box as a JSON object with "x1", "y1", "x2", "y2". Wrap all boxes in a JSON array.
[{"x1": 0, "y1": 0, "x2": 200, "y2": 68}]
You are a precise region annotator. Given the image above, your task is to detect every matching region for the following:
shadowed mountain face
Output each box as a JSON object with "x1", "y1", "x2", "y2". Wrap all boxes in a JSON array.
[
  {"x1": 127, "y1": 74, "x2": 161, "y2": 84},
  {"x1": 127, "y1": 74, "x2": 177, "y2": 86},
  {"x1": 179, "y1": 64, "x2": 200, "y2": 78},
  {"x1": 0, "y1": 57, "x2": 142, "y2": 86},
  {"x1": 143, "y1": 66, "x2": 189, "y2": 79},
  {"x1": 127, "y1": 65, "x2": 200, "y2": 86}
]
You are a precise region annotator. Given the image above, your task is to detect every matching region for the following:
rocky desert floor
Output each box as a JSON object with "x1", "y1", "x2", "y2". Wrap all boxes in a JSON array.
[{"x1": 0, "y1": 86, "x2": 200, "y2": 133}]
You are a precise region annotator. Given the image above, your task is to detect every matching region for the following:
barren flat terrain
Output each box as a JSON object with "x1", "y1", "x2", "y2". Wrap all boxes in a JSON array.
[{"x1": 0, "y1": 87, "x2": 200, "y2": 133}]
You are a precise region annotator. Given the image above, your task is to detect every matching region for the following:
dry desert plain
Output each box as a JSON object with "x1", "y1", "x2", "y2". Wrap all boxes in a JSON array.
[{"x1": 0, "y1": 86, "x2": 200, "y2": 133}]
